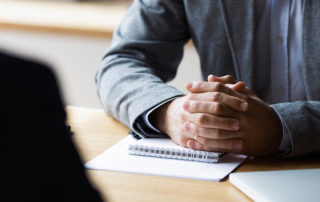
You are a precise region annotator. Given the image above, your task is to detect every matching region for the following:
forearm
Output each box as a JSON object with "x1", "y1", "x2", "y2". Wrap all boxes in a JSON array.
[
  {"x1": 96, "y1": 0, "x2": 189, "y2": 129},
  {"x1": 96, "y1": 59, "x2": 183, "y2": 128}
]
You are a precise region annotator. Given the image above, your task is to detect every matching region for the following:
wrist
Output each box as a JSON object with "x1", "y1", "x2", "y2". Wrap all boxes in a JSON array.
[{"x1": 149, "y1": 100, "x2": 174, "y2": 134}]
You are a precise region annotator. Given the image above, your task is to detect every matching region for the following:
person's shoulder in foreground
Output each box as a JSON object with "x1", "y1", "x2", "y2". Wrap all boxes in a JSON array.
[{"x1": 0, "y1": 52, "x2": 103, "y2": 202}]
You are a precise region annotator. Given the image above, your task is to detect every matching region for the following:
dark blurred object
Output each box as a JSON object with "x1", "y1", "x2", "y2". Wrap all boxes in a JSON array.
[{"x1": 0, "y1": 52, "x2": 103, "y2": 202}]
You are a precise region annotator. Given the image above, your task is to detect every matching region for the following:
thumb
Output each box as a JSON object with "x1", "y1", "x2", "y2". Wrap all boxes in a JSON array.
[
  {"x1": 208, "y1": 74, "x2": 237, "y2": 84},
  {"x1": 231, "y1": 82, "x2": 256, "y2": 97}
]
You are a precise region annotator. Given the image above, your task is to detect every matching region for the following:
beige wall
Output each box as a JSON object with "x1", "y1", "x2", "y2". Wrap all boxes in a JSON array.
[{"x1": 0, "y1": 29, "x2": 201, "y2": 108}]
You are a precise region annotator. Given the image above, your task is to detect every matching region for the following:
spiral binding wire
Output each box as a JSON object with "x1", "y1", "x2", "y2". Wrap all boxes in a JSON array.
[{"x1": 128, "y1": 144, "x2": 219, "y2": 163}]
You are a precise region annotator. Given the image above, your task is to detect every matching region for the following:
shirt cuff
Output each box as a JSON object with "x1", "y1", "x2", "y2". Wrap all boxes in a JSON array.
[
  {"x1": 273, "y1": 109, "x2": 292, "y2": 152},
  {"x1": 279, "y1": 123, "x2": 291, "y2": 151}
]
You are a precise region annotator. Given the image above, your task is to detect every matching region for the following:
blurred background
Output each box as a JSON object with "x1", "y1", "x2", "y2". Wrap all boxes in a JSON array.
[{"x1": 0, "y1": 0, "x2": 200, "y2": 108}]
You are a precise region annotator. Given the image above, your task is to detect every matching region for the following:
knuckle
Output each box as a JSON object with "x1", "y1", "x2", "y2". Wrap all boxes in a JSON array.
[
  {"x1": 196, "y1": 114, "x2": 207, "y2": 125},
  {"x1": 192, "y1": 101, "x2": 200, "y2": 110},
  {"x1": 193, "y1": 81, "x2": 200, "y2": 89},
  {"x1": 212, "y1": 102, "x2": 223, "y2": 114},
  {"x1": 190, "y1": 123, "x2": 197, "y2": 134},
  {"x1": 213, "y1": 82, "x2": 223, "y2": 91},
  {"x1": 225, "y1": 75, "x2": 232, "y2": 79},
  {"x1": 214, "y1": 130, "x2": 224, "y2": 139},
  {"x1": 179, "y1": 124, "x2": 186, "y2": 134},
  {"x1": 185, "y1": 94, "x2": 193, "y2": 100},
  {"x1": 177, "y1": 112, "x2": 186, "y2": 121},
  {"x1": 226, "y1": 75, "x2": 235, "y2": 81},
  {"x1": 180, "y1": 111, "x2": 188, "y2": 121},
  {"x1": 194, "y1": 125, "x2": 199, "y2": 135},
  {"x1": 210, "y1": 92, "x2": 221, "y2": 102},
  {"x1": 233, "y1": 98, "x2": 242, "y2": 105}
]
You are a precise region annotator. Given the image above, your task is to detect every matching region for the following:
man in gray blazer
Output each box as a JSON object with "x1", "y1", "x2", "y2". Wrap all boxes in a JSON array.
[{"x1": 96, "y1": 0, "x2": 320, "y2": 158}]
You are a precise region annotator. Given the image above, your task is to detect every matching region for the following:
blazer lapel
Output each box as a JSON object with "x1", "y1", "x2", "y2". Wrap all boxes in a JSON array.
[
  {"x1": 303, "y1": 0, "x2": 320, "y2": 100},
  {"x1": 218, "y1": 0, "x2": 255, "y2": 89}
]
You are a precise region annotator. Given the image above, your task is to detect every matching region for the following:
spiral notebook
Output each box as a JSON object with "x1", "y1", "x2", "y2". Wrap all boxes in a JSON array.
[
  {"x1": 85, "y1": 135, "x2": 247, "y2": 181},
  {"x1": 128, "y1": 137, "x2": 226, "y2": 163}
]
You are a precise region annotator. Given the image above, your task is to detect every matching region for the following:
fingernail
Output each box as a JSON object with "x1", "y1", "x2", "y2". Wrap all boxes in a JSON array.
[
  {"x1": 240, "y1": 102, "x2": 248, "y2": 111},
  {"x1": 186, "y1": 82, "x2": 193, "y2": 89},
  {"x1": 230, "y1": 121, "x2": 239, "y2": 130},
  {"x1": 183, "y1": 101, "x2": 190, "y2": 110},
  {"x1": 188, "y1": 140, "x2": 195, "y2": 149},
  {"x1": 185, "y1": 123, "x2": 191, "y2": 132}
]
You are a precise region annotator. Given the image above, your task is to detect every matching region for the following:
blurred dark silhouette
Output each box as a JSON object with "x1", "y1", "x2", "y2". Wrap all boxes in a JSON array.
[{"x1": 0, "y1": 52, "x2": 103, "y2": 202}]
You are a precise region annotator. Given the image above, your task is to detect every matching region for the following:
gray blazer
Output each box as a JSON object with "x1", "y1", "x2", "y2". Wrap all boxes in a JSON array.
[{"x1": 96, "y1": 0, "x2": 320, "y2": 158}]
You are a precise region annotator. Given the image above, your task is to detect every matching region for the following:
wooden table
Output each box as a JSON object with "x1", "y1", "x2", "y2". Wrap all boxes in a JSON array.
[{"x1": 66, "y1": 106, "x2": 320, "y2": 202}]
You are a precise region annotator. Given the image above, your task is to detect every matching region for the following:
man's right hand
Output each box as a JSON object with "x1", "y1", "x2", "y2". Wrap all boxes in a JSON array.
[{"x1": 149, "y1": 80, "x2": 249, "y2": 153}]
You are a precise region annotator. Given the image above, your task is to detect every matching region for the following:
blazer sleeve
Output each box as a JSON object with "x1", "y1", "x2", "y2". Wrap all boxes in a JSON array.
[
  {"x1": 271, "y1": 101, "x2": 320, "y2": 158},
  {"x1": 96, "y1": 0, "x2": 189, "y2": 133}
]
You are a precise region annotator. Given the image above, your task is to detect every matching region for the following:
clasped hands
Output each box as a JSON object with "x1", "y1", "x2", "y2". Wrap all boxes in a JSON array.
[{"x1": 150, "y1": 75, "x2": 283, "y2": 156}]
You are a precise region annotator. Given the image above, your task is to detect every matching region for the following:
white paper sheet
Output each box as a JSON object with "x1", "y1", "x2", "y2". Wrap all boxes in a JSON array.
[{"x1": 85, "y1": 136, "x2": 247, "y2": 181}]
